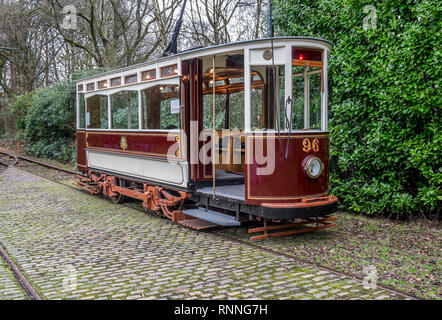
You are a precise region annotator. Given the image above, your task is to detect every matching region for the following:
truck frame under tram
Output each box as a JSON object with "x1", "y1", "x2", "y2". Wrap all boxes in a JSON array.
[{"x1": 74, "y1": 37, "x2": 338, "y2": 240}]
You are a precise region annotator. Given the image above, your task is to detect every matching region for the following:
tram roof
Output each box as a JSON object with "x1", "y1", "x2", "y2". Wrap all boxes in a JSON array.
[{"x1": 75, "y1": 36, "x2": 333, "y2": 84}]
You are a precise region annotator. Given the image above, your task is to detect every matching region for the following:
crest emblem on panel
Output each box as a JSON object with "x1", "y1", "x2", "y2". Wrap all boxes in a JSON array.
[
  {"x1": 263, "y1": 49, "x2": 272, "y2": 60},
  {"x1": 120, "y1": 136, "x2": 128, "y2": 150}
]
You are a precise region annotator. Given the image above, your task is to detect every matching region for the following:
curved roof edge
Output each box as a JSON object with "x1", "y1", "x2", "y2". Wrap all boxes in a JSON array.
[{"x1": 75, "y1": 36, "x2": 333, "y2": 83}]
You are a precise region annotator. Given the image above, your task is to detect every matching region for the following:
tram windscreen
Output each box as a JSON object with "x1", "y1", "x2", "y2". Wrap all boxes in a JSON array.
[
  {"x1": 249, "y1": 65, "x2": 285, "y2": 131},
  {"x1": 291, "y1": 65, "x2": 322, "y2": 130}
]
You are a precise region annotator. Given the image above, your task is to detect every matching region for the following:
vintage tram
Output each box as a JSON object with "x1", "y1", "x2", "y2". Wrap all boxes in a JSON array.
[{"x1": 74, "y1": 37, "x2": 338, "y2": 240}]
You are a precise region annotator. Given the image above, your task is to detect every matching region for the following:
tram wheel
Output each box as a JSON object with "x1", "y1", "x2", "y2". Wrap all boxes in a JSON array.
[
  {"x1": 108, "y1": 177, "x2": 126, "y2": 204},
  {"x1": 144, "y1": 207, "x2": 163, "y2": 217},
  {"x1": 109, "y1": 193, "x2": 125, "y2": 204}
]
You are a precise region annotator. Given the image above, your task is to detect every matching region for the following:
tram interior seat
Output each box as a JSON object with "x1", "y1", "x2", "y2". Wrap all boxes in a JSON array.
[{"x1": 215, "y1": 129, "x2": 245, "y2": 175}]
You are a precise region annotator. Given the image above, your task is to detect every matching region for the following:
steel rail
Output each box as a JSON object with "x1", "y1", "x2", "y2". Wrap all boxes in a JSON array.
[
  {"x1": 0, "y1": 150, "x2": 77, "y2": 175},
  {"x1": 0, "y1": 243, "x2": 41, "y2": 300},
  {"x1": 0, "y1": 151, "x2": 41, "y2": 300},
  {"x1": 0, "y1": 152, "x2": 17, "y2": 174}
]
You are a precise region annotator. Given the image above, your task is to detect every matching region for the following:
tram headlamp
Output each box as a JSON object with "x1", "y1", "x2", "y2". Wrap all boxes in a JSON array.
[{"x1": 304, "y1": 156, "x2": 324, "y2": 179}]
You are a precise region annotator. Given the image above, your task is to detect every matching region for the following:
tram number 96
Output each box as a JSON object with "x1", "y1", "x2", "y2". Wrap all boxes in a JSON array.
[{"x1": 302, "y1": 138, "x2": 320, "y2": 152}]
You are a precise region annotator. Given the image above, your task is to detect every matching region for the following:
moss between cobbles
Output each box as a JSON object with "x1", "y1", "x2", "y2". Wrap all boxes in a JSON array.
[
  {"x1": 0, "y1": 168, "x2": 412, "y2": 300},
  {"x1": 214, "y1": 213, "x2": 441, "y2": 300},
  {"x1": 65, "y1": 172, "x2": 442, "y2": 299},
  {"x1": 0, "y1": 260, "x2": 28, "y2": 300}
]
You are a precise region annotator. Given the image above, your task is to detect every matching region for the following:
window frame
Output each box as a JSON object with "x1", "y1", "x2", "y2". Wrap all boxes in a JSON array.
[
  {"x1": 110, "y1": 90, "x2": 140, "y2": 130},
  {"x1": 291, "y1": 65, "x2": 323, "y2": 131},
  {"x1": 141, "y1": 84, "x2": 182, "y2": 131},
  {"x1": 244, "y1": 44, "x2": 329, "y2": 133},
  {"x1": 76, "y1": 92, "x2": 86, "y2": 129},
  {"x1": 80, "y1": 76, "x2": 181, "y2": 133},
  {"x1": 85, "y1": 93, "x2": 110, "y2": 130}
]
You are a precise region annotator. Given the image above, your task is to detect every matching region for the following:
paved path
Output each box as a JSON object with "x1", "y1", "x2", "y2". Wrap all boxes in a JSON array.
[
  {"x1": 0, "y1": 168, "x2": 407, "y2": 300},
  {"x1": 0, "y1": 260, "x2": 27, "y2": 300}
]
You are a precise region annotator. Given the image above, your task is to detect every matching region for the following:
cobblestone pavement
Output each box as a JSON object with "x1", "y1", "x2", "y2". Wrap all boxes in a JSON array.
[
  {"x1": 0, "y1": 260, "x2": 27, "y2": 300},
  {"x1": 0, "y1": 168, "x2": 409, "y2": 300}
]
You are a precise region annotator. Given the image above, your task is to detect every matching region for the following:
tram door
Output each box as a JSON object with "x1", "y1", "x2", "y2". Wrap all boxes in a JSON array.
[
  {"x1": 185, "y1": 55, "x2": 249, "y2": 185},
  {"x1": 182, "y1": 59, "x2": 206, "y2": 182}
]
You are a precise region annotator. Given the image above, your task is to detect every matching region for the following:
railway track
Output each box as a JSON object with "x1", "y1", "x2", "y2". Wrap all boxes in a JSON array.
[
  {"x1": 0, "y1": 150, "x2": 418, "y2": 300},
  {"x1": 0, "y1": 151, "x2": 41, "y2": 300},
  {"x1": 0, "y1": 153, "x2": 17, "y2": 174}
]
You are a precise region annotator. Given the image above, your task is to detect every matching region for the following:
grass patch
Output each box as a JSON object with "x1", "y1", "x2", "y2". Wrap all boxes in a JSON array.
[{"x1": 216, "y1": 212, "x2": 441, "y2": 299}]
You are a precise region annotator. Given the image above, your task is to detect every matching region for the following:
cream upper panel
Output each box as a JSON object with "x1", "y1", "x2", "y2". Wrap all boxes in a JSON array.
[{"x1": 76, "y1": 37, "x2": 332, "y2": 94}]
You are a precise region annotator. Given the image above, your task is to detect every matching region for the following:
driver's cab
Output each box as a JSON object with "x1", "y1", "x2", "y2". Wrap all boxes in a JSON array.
[{"x1": 184, "y1": 37, "x2": 331, "y2": 204}]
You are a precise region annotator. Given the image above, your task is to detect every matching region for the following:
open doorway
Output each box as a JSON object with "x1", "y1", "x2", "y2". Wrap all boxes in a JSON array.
[{"x1": 201, "y1": 54, "x2": 248, "y2": 185}]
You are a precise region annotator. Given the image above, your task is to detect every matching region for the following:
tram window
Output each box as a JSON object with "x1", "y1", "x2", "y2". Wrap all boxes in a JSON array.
[
  {"x1": 250, "y1": 65, "x2": 284, "y2": 131},
  {"x1": 86, "y1": 95, "x2": 108, "y2": 129},
  {"x1": 141, "y1": 85, "x2": 180, "y2": 130},
  {"x1": 203, "y1": 94, "x2": 227, "y2": 129},
  {"x1": 202, "y1": 71, "x2": 245, "y2": 130},
  {"x1": 110, "y1": 91, "x2": 139, "y2": 129},
  {"x1": 309, "y1": 71, "x2": 322, "y2": 129},
  {"x1": 203, "y1": 92, "x2": 244, "y2": 130},
  {"x1": 78, "y1": 93, "x2": 85, "y2": 129},
  {"x1": 229, "y1": 92, "x2": 244, "y2": 130},
  {"x1": 292, "y1": 65, "x2": 304, "y2": 129},
  {"x1": 250, "y1": 88, "x2": 264, "y2": 130},
  {"x1": 291, "y1": 65, "x2": 322, "y2": 130}
]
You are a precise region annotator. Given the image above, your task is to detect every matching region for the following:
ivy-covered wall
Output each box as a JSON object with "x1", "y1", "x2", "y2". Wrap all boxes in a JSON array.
[{"x1": 274, "y1": 0, "x2": 441, "y2": 217}]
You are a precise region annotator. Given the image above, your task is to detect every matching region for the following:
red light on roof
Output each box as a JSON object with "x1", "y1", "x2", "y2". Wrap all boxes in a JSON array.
[{"x1": 299, "y1": 54, "x2": 304, "y2": 60}]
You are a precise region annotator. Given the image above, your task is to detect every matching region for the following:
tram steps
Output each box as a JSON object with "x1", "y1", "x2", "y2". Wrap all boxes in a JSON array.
[
  {"x1": 177, "y1": 218, "x2": 219, "y2": 231},
  {"x1": 181, "y1": 207, "x2": 241, "y2": 227}
]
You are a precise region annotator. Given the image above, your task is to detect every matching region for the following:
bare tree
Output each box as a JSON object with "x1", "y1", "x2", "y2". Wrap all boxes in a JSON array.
[
  {"x1": 0, "y1": 0, "x2": 52, "y2": 96},
  {"x1": 183, "y1": 0, "x2": 242, "y2": 47},
  {"x1": 151, "y1": 0, "x2": 184, "y2": 53},
  {"x1": 181, "y1": 0, "x2": 267, "y2": 50},
  {"x1": 35, "y1": 0, "x2": 183, "y2": 68},
  {"x1": 0, "y1": 0, "x2": 268, "y2": 99},
  {"x1": 235, "y1": 0, "x2": 267, "y2": 40}
]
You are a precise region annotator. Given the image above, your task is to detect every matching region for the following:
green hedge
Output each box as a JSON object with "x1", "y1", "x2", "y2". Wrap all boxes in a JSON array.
[
  {"x1": 12, "y1": 81, "x2": 76, "y2": 162},
  {"x1": 274, "y1": 0, "x2": 441, "y2": 217},
  {"x1": 11, "y1": 69, "x2": 108, "y2": 163}
]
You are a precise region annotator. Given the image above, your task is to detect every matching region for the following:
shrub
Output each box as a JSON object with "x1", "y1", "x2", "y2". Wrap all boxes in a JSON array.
[
  {"x1": 21, "y1": 81, "x2": 76, "y2": 163},
  {"x1": 11, "y1": 68, "x2": 108, "y2": 164},
  {"x1": 11, "y1": 92, "x2": 33, "y2": 131},
  {"x1": 274, "y1": 0, "x2": 441, "y2": 217}
]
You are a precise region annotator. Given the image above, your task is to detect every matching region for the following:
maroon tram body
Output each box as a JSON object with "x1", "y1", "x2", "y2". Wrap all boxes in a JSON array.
[{"x1": 74, "y1": 38, "x2": 338, "y2": 239}]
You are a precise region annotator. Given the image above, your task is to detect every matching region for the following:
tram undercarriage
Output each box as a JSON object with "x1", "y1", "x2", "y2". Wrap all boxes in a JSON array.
[{"x1": 74, "y1": 170, "x2": 337, "y2": 240}]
